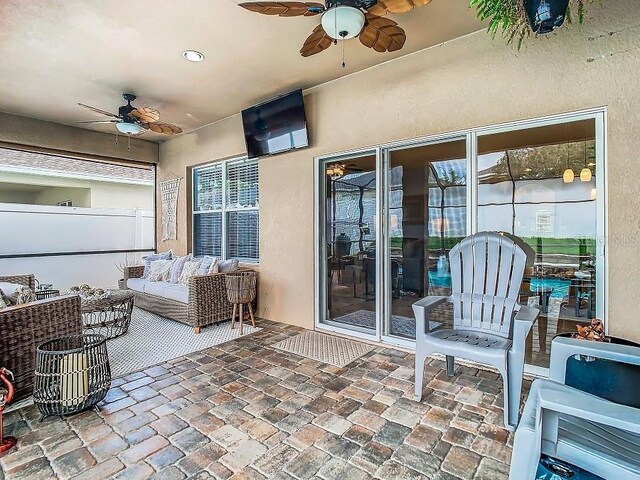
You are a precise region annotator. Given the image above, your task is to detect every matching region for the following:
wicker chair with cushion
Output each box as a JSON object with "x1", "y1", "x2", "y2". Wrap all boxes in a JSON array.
[
  {"x1": 124, "y1": 266, "x2": 257, "y2": 334},
  {"x1": 0, "y1": 274, "x2": 83, "y2": 402}
]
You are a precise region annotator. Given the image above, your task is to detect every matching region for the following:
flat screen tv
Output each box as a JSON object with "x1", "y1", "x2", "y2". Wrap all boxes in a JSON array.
[{"x1": 241, "y1": 89, "x2": 309, "y2": 159}]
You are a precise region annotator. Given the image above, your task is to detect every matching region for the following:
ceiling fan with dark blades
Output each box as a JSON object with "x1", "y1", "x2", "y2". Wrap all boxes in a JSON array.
[
  {"x1": 239, "y1": 0, "x2": 432, "y2": 59},
  {"x1": 77, "y1": 93, "x2": 183, "y2": 137}
]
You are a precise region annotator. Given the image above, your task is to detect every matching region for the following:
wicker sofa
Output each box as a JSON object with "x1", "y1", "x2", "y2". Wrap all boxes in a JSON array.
[
  {"x1": 0, "y1": 274, "x2": 83, "y2": 401},
  {"x1": 124, "y1": 266, "x2": 256, "y2": 334}
]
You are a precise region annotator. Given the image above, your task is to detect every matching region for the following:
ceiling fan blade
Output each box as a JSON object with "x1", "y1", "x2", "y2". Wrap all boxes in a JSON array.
[
  {"x1": 300, "y1": 24, "x2": 333, "y2": 57},
  {"x1": 131, "y1": 107, "x2": 161, "y2": 123},
  {"x1": 359, "y1": 14, "x2": 406, "y2": 53},
  {"x1": 368, "y1": 0, "x2": 432, "y2": 16},
  {"x1": 239, "y1": 2, "x2": 324, "y2": 17},
  {"x1": 77, "y1": 120, "x2": 121, "y2": 124},
  {"x1": 77, "y1": 103, "x2": 121, "y2": 119},
  {"x1": 148, "y1": 122, "x2": 183, "y2": 135}
]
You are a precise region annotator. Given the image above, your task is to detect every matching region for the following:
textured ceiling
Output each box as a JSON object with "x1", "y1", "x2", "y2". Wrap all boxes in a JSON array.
[{"x1": 0, "y1": 0, "x2": 483, "y2": 141}]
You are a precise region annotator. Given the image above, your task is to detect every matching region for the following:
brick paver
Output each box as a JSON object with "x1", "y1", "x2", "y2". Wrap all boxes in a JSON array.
[{"x1": 0, "y1": 319, "x2": 523, "y2": 479}]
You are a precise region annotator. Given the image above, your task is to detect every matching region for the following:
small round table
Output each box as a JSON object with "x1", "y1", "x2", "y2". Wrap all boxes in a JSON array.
[
  {"x1": 33, "y1": 334, "x2": 111, "y2": 418},
  {"x1": 81, "y1": 290, "x2": 135, "y2": 339}
]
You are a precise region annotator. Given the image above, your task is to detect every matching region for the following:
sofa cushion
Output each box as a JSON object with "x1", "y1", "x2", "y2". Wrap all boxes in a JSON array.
[
  {"x1": 142, "y1": 251, "x2": 172, "y2": 278},
  {"x1": 162, "y1": 283, "x2": 189, "y2": 304},
  {"x1": 198, "y1": 256, "x2": 218, "y2": 275},
  {"x1": 127, "y1": 278, "x2": 146, "y2": 293},
  {"x1": 219, "y1": 259, "x2": 239, "y2": 273},
  {"x1": 131, "y1": 280, "x2": 189, "y2": 304},
  {"x1": 0, "y1": 282, "x2": 23, "y2": 305},
  {"x1": 170, "y1": 254, "x2": 192, "y2": 283},
  {"x1": 148, "y1": 259, "x2": 174, "y2": 282}
]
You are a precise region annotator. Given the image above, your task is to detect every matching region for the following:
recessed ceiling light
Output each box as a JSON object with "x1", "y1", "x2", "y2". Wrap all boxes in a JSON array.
[{"x1": 182, "y1": 50, "x2": 204, "y2": 62}]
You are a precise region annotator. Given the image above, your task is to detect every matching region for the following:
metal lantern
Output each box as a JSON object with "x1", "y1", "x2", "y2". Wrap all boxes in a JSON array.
[
  {"x1": 524, "y1": 0, "x2": 570, "y2": 34},
  {"x1": 33, "y1": 334, "x2": 111, "y2": 418}
]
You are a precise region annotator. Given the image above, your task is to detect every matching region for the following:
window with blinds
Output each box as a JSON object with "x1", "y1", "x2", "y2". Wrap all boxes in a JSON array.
[{"x1": 193, "y1": 158, "x2": 259, "y2": 262}]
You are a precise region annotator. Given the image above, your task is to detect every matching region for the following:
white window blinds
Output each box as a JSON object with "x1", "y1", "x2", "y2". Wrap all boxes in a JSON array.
[{"x1": 193, "y1": 158, "x2": 259, "y2": 262}]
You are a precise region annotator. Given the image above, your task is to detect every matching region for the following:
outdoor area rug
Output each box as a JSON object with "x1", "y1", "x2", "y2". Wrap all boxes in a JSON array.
[
  {"x1": 272, "y1": 330, "x2": 375, "y2": 367},
  {"x1": 332, "y1": 309, "x2": 441, "y2": 338},
  {"x1": 107, "y1": 307, "x2": 261, "y2": 378},
  {"x1": 7, "y1": 308, "x2": 260, "y2": 413}
]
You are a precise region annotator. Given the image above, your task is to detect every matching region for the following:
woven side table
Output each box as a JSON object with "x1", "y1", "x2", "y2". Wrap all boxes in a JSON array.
[
  {"x1": 33, "y1": 334, "x2": 111, "y2": 418},
  {"x1": 81, "y1": 290, "x2": 135, "y2": 339},
  {"x1": 225, "y1": 271, "x2": 258, "y2": 335}
]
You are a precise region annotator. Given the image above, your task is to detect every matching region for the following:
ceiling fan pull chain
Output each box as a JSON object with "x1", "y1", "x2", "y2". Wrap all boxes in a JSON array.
[
  {"x1": 342, "y1": 40, "x2": 346, "y2": 68},
  {"x1": 127, "y1": 134, "x2": 131, "y2": 151},
  {"x1": 115, "y1": 131, "x2": 119, "y2": 147}
]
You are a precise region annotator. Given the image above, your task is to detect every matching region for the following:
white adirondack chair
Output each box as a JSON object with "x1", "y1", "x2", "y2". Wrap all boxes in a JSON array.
[
  {"x1": 413, "y1": 231, "x2": 540, "y2": 430},
  {"x1": 509, "y1": 337, "x2": 640, "y2": 479}
]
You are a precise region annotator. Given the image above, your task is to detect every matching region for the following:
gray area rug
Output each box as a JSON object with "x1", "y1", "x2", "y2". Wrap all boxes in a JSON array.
[
  {"x1": 332, "y1": 309, "x2": 441, "y2": 338},
  {"x1": 108, "y1": 307, "x2": 261, "y2": 378},
  {"x1": 272, "y1": 331, "x2": 376, "y2": 367},
  {"x1": 8, "y1": 308, "x2": 260, "y2": 412}
]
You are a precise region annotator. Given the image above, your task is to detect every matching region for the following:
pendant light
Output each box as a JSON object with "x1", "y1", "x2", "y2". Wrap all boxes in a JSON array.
[
  {"x1": 563, "y1": 123, "x2": 574, "y2": 183},
  {"x1": 580, "y1": 121, "x2": 592, "y2": 182}
]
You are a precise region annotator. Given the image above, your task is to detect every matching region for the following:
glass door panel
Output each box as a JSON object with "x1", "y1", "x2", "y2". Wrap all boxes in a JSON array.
[
  {"x1": 477, "y1": 119, "x2": 599, "y2": 369},
  {"x1": 385, "y1": 139, "x2": 468, "y2": 340},
  {"x1": 321, "y1": 154, "x2": 379, "y2": 335}
]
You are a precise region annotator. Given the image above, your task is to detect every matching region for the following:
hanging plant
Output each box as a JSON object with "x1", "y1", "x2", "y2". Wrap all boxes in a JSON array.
[{"x1": 469, "y1": 0, "x2": 601, "y2": 49}]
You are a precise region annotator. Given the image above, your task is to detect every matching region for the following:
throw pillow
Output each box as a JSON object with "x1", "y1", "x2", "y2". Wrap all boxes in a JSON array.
[
  {"x1": 142, "y1": 250, "x2": 172, "y2": 278},
  {"x1": 15, "y1": 286, "x2": 37, "y2": 305},
  {"x1": 179, "y1": 260, "x2": 202, "y2": 286},
  {"x1": 208, "y1": 257, "x2": 220, "y2": 274},
  {"x1": 219, "y1": 259, "x2": 240, "y2": 273},
  {"x1": 148, "y1": 259, "x2": 174, "y2": 282},
  {"x1": 0, "y1": 295, "x2": 7, "y2": 309},
  {"x1": 198, "y1": 256, "x2": 218, "y2": 275},
  {"x1": 170, "y1": 254, "x2": 192, "y2": 283},
  {"x1": 0, "y1": 282, "x2": 25, "y2": 305}
]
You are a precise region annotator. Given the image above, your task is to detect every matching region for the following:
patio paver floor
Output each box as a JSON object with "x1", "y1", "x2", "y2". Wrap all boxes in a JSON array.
[{"x1": 0, "y1": 319, "x2": 526, "y2": 480}]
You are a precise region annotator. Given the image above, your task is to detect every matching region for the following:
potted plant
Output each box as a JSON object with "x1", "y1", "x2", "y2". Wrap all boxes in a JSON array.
[{"x1": 469, "y1": 0, "x2": 601, "y2": 49}]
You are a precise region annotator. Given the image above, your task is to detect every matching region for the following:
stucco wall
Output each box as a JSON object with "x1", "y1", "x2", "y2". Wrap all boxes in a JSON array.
[
  {"x1": 158, "y1": 0, "x2": 640, "y2": 341},
  {"x1": 0, "y1": 111, "x2": 159, "y2": 164}
]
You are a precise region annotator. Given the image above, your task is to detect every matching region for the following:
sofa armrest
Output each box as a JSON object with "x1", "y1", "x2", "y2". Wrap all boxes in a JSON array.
[
  {"x1": 124, "y1": 265, "x2": 145, "y2": 283},
  {"x1": 0, "y1": 274, "x2": 36, "y2": 290}
]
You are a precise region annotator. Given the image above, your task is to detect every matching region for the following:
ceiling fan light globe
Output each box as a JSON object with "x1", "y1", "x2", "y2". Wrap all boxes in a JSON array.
[
  {"x1": 321, "y1": 6, "x2": 365, "y2": 40},
  {"x1": 116, "y1": 122, "x2": 144, "y2": 135}
]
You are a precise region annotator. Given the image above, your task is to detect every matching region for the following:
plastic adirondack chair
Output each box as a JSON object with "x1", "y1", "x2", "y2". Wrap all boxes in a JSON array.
[
  {"x1": 413, "y1": 231, "x2": 540, "y2": 430},
  {"x1": 509, "y1": 337, "x2": 640, "y2": 480}
]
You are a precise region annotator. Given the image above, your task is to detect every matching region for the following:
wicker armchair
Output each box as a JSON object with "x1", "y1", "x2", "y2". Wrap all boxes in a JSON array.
[
  {"x1": 0, "y1": 274, "x2": 83, "y2": 401},
  {"x1": 124, "y1": 266, "x2": 257, "y2": 334}
]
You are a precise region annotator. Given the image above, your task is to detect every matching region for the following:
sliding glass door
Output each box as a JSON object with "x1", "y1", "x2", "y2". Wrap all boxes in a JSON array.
[
  {"x1": 317, "y1": 150, "x2": 380, "y2": 339},
  {"x1": 316, "y1": 110, "x2": 606, "y2": 372},
  {"x1": 383, "y1": 138, "x2": 468, "y2": 341}
]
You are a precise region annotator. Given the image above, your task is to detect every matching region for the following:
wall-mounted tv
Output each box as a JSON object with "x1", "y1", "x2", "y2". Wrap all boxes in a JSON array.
[{"x1": 241, "y1": 89, "x2": 309, "y2": 159}]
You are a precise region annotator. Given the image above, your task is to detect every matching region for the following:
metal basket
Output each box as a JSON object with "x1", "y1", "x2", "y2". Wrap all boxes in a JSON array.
[
  {"x1": 33, "y1": 334, "x2": 111, "y2": 418},
  {"x1": 224, "y1": 271, "x2": 258, "y2": 304}
]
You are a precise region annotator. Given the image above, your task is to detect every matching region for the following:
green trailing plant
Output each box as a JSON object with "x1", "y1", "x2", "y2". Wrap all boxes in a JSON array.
[{"x1": 469, "y1": 0, "x2": 601, "y2": 49}]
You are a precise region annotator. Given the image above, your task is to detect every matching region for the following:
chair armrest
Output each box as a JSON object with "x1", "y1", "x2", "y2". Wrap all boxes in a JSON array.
[
  {"x1": 550, "y1": 336, "x2": 640, "y2": 383},
  {"x1": 537, "y1": 384, "x2": 640, "y2": 434},
  {"x1": 413, "y1": 295, "x2": 450, "y2": 311},
  {"x1": 412, "y1": 296, "x2": 450, "y2": 337},
  {"x1": 124, "y1": 265, "x2": 145, "y2": 282},
  {"x1": 513, "y1": 305, "x2": 540, "y2": 345},
  {"x1": 0, "y1": 274, "x2": 35, "y2": 290}
]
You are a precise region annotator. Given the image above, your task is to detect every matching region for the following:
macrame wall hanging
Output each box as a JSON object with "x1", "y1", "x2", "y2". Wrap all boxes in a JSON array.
[{"x1": 160, "y1": 177, "x2": 181, "y2": 241}]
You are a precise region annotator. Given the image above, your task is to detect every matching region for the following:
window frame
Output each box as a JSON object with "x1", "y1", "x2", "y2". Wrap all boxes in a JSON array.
[{"x1": 192, "y1": 156, "x2": 259, "y2": 263}]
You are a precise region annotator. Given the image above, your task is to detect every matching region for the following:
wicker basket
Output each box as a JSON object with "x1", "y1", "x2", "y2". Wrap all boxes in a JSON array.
[
  {"x1": 224, "y1": 271, "x2": 258, "y2": 304},
  {"x1": 33, "y1": 334, "x2": 111, "y2": 418}
]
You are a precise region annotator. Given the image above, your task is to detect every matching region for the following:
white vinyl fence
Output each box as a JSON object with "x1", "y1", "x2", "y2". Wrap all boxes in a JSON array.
[{"x1": 0, "y1": 203, "x2": 154, "y2": 290}]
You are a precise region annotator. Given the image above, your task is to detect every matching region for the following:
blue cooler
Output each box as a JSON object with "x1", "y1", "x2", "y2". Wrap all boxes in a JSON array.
[{"x1": 536, "y1": 456, "x2": 604, "y2": 480}]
